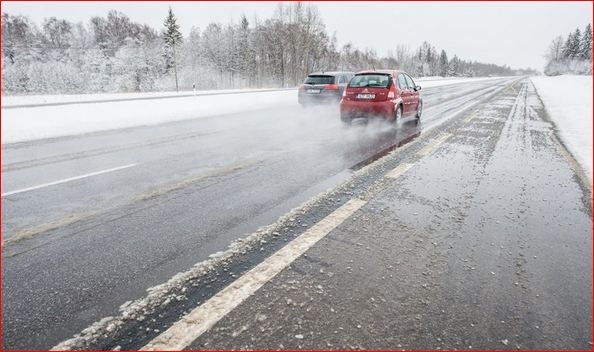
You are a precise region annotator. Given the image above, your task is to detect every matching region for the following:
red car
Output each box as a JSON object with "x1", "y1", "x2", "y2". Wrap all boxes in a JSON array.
[{"x1": 340, "y1": 70, "x2": 422, "y2": 124}]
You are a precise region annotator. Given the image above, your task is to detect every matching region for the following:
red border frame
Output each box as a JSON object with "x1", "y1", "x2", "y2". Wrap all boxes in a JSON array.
[{"x1": 0, "y1": 1, "x2": 592, "y2": 351}]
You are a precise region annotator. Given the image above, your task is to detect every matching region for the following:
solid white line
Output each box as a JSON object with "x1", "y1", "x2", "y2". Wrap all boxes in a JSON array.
[
  {"x1": 464, "y1": 114, "x2": 476, "y2": 123},
  {"x1": 141, "y1": 198, "x2": 367, "y2": 351},
  {"x1": 1, "y1": 163, "x2": 138, "y2": 197}
]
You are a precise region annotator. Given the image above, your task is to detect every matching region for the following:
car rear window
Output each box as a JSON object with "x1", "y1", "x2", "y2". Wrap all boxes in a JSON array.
[
  {"x1": 349, "y1": 74, "x2": 391, "y2": 88},
  {"x1": 304, "y1": 75, "x2": 335, "y2": 84}
]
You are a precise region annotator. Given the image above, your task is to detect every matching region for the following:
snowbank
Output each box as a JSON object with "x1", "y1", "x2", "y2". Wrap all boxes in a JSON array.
[
  {"x1": 417, "y1": 76, "x2": 504, "y2": 88},
  {"x1": 2, "y1": 90, "x2": 297, "y2": 144},
  {"x1": 1, "y1": 88, "x2": 292, "y2": 108},
  {"x1": 531, "y1": 75, "x2": 593, "y2": 181},
  {"x1": 1, "y1": 77, "x2": 502, "y2": 108}
]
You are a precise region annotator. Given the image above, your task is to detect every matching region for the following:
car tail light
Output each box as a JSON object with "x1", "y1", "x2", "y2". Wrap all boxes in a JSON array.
[
  {"x1": 325, "y1": 84, "x2": 338, "y2": 90},
  {"x1": 387, "y1": 91, "x2": 395, "y2": 99},
  {"x1": 342, "y1": 89, "x2": 347, "y2": 97}
]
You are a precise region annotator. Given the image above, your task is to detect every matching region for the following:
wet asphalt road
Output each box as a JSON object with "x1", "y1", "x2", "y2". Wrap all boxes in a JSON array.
[
  {"x1": 4, "y1": 77, "x2": 584, "y2": 349},
  {"x1": 186, "y1": 80, "x2": 592, "y2": 350}
]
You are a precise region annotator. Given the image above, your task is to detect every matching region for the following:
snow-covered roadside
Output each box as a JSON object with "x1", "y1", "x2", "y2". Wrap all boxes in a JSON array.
[
  {"x1": 1, "y1": 77, "x2": 502, "y2": 108},
  {"x1": 1, "y1": 77, "x2": 505, "y2": 144},
  {"x1": 531, "y1": 75, "x2": 593, "y2": 182},
  {"x1": 1, "y1": 87, "x2": 292, "y2": 108},
  {"x1": 417, "y1": 76, "x2": 504, "y2": 88},
  {"x1": 1, "y1": 90, "x2": 297, "y2": 144}
]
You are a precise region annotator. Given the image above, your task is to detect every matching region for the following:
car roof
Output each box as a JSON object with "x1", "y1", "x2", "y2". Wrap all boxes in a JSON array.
[
  {"x1": 307, "y1": 71, "x2": 354, "y2": 76},
  {"x1": 355, "y1": 69, "x2": 405, "y2": 76}
]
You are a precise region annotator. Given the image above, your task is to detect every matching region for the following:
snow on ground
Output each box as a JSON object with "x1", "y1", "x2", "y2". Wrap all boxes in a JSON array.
[
  {"x1": 531, "y1": 75, "x2": 593, "y2": 181},
  {"x1": 2, "y1": 77, "x2": 502, "y2": 108},
  {"x1": 1, "y1": 77, "x2": 504, "y2": 144},
  {"x1": 1, "y1": 90, "x2": 297, "y2": 144},
  {"x1": 1, "y1": 88, "x2": 290, "y2": 108},
  {"x1": 417, "y1": 76, "x2": 503, "y2": 88}
]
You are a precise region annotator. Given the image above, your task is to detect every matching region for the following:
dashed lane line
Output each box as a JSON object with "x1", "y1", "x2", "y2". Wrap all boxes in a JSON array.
[
  {"x1": 463, "y1": 112, "x2": 478, "y2": 123},
  {"x1": 1, "y1": 163, "x2": 138, "y2": 197}
]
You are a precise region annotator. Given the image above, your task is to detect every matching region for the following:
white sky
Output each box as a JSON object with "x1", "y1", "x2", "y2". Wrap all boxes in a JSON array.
[{"x1": 2, "y1": 1, "x2": 592, "y2": 70}]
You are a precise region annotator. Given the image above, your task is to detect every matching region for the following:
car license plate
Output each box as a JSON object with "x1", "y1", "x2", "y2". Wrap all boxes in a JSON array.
[
  {"x1": 357, "y1": 93, "x2": 375, "y2": 99},
  {"x1": 307, "y1": 89, "x2": 321, "y2": 94}
]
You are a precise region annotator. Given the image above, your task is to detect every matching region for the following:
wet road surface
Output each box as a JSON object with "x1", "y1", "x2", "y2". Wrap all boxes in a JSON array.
[
  {"x1": 180, "y1": 80, "x2": 591, "y2": 350},
  {"x1": 5, "y1": 77, "x2": 590, "y2": 349}
]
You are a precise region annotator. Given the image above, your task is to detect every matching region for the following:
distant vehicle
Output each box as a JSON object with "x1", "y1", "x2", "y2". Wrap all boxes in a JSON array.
[
  {"x1": 339, "y1": 70, "x2": 422, "y2": 125},
  {"x1": 298, "y1": 71, "x2": 354, "y2": 106}
]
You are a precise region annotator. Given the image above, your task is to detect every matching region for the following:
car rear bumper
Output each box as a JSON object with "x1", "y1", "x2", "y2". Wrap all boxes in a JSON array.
[
  {"x1": 298, "y1": 91, "x2": 341, "y2": 105},
  {"x1": 340, "y1": 100, "x2": 396, "y2": 119}
]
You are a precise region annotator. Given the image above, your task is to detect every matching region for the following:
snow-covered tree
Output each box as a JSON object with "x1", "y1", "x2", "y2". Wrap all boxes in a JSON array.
[
  {"x1": 439, "y1": 49, "x2": 448, "y2": 77},
  {"x1": 1, "y1": 6, "x2": 523, "y2": 94},
  {"x1": 562, "y1": 32, "x2": 575, "y2": 59},
  {"x1": 580, "y1": 23, "x2": 592, "y2": 61},
  {"x1": 2, "y1": 13, "x2": 41, "y2": 64},
  {"x1": 237, "y1": 16, "x2": 256, "y2": 87},
  {"x1": 570, "y1": 28, "x2": 582, "y2": 58},
  {"x1": 545, "y1": 24, "x2": 592, "y2": 76},
  {"x1": 547, "y1": 36, "x2": 565, "y2": 62},
  {"x1": 448, "y1": 55, "x2": 460, "y2": 76},
  {"x1": 162, "y1": 7, "x2": 183, "y2": 91}
]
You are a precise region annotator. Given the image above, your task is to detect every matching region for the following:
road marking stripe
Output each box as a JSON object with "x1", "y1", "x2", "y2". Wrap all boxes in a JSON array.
[
  {"x1": 416, "y1": 133, "x2": 452, "y2": 157},
  {"x1": 1, "y1": 163, "x2": 138, "y2": 197},
  {"x1": 464, "y1": 113, "x2": 477, "y2": 123},
  {"x1": 141, "y1": 198, "x2": 367, "y2": 351},
  {"x1": 386, "y1": 163, "x2": 414, "y2": 179}
]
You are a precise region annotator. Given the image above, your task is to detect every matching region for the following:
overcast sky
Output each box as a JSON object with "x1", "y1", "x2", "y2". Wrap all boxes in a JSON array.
[{"x1": 3, "y1": 1, "x2": 592, "y2": 70}]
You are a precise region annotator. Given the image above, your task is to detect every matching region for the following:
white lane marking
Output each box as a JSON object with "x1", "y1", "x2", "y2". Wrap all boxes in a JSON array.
[
  {"x1": 386, "y1": 163, "x2": 414, "y2": 179},
  {"x1": 1, "y1": 163, "x2": 138, "y2": 197},
  {"x1": 141, "y1": 198, "x2": 367, "y2": 351},
  {"x1": 416, "y1": 133, "x2": 452, "y2": 157},
  {"x1": 464, "y1": 113, "x2": 476, "y2": 123}
]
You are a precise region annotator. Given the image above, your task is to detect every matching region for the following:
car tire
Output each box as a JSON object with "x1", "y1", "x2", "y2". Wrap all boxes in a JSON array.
[
  {"x1": 415, "y1": 100, "x2": 422, "y2": 120},
  {"x1": 394, "y1": 105, "x2": 403, "y2": 122},
  {"x1": 340, "y1": 114, "x2": 352, "y2": 126}
]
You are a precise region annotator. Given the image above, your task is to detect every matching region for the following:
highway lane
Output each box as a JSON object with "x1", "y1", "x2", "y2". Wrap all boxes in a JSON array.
[{"x1": 2, "y1": 77, "x2": 514, "y2": 349}]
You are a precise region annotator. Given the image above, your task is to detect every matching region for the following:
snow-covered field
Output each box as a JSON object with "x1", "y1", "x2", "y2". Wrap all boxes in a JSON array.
[
  {"x1": 1, "y1": 90, "x2": 297, "y2": 144},
  {"x1": 1, "y1": 88, "x2": 291, "y2": 108},
  {"x1": 1, "y1": 77, "x2": 504, "y2": 144},
  {"x1": 1, "y1": 77, "x2": 502, "y2": 108},
  {"x1": 531, "y1": 75, "x2": 593, "y2": 181}
]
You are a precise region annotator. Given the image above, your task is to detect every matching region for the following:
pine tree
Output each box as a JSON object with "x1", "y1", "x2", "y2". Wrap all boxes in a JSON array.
[
  {"x1": 448, "y1": 55, "x2": 459, "y2": 76},
  {"x1": 562, "y1": 32, "x2": 574, "y2": 59},
  {"x1": 439, "y1": 49, "x2": 448, "y2": 77},
  {"x1": 163, "y1": 7, "x2": 183, "y2": 91},
  {"x1": 580, "y1": 23, "x2": 592, "y2": 60},
  {"x1": 570, "y1": 28, "x2": 582, "y2": 58},
  {"x1": 238, "y1": 15, "x2": 255, "y2": 87}
]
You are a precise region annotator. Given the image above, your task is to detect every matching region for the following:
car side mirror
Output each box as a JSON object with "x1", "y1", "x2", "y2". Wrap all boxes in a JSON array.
[{"x1": 415, "y1": 85, "x2": 422, "y2": 91}]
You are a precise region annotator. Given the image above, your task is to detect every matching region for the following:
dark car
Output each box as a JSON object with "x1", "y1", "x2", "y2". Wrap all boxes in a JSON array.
[
  {"x1": 298, "y1": 71, "x2": 354, "y2": 106},
  {"x1": 340, "y1": 70, "x2": 422, "y2": 124}
]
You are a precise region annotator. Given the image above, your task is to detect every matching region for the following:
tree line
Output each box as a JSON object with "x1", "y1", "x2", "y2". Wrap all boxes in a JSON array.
[
  {"x1": 544, "y1": 23, "x2": 592, "y2": 76},
  {"x1": 2, "y1": 3, "x2": 528, "y2": 94}
]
